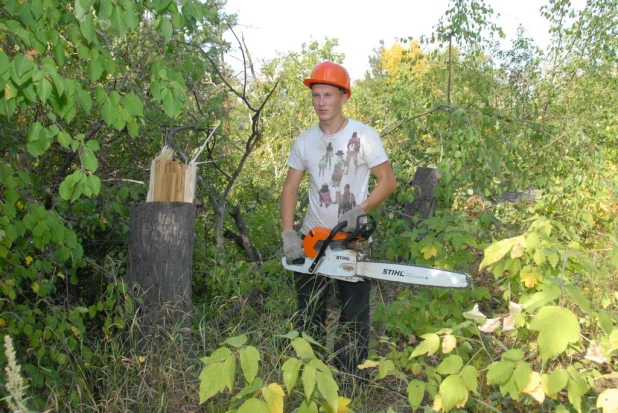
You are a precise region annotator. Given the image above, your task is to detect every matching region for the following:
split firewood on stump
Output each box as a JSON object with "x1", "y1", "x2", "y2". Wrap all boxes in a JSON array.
[{"x1": 127, "y1": 146, "x2": 201, "y2": 347}]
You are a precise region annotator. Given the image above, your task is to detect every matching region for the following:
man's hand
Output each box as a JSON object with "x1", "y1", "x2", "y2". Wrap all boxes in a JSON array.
[
  {"x1": 282, "y1": 230, "x2": 306, "y2": 261},
  {"x1": 337, "y1": 205, "x2": 366, "y2": 233}
]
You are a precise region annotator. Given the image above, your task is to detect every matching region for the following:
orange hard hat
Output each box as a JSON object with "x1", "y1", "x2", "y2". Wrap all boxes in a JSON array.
[{"x1": 303, "y1": 61, "x2": 352, "y2": 98}]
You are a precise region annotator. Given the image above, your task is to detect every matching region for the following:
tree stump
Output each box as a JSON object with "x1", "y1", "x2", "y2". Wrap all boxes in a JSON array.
[
  {"x1": 126, "y1": 202, "x2": 196, "y2": 343},
  {"x1": 403, "y1": 166, "x2": 441, "y2": 229}
]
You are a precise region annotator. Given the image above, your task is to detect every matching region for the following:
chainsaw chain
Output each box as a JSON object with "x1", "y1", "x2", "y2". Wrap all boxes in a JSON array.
[{"x1": 357, "y1": 257, "x2": 473, "y2": 289}]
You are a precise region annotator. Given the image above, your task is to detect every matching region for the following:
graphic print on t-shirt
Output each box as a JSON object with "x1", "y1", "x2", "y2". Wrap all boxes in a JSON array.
[
  {"x1": 319, "y1": 183, "x2": 333, "y2": 207},
  {"x1": 331, "y1": 150, "x2": 346, "y2": 189},
  {"x1": 345, "y1": 132, "x2": 361, "y2": 175},
  {"x1": 338, "y1": 183, "x2": 357, "y2": 217}
]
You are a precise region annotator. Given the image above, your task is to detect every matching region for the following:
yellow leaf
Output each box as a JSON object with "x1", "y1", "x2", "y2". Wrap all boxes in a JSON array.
[
  {"x1": 15, "y1": 200, "x2": 23, "y2": 209},
  {"x1": 597, "y1": 389, "x2": 618, "y2": 413},
  {"x1": 337, "y1": 397, "x2": 351, "y2": 413},
  {"x1": 456, "y1": 391, "x2": 469, "y2": 408},
  {"x1": 433, "y1": 394, "x2": 444, "y2": 412},
  {"x1": 0, "y1": 318, "x2": 5, "y2": 327},
  {"x1": 421, "y1": 245, "x2": 438, "y2": 260},
  {"x1": 25, "y1": 256, "x2": 33, "y2": 266},
  {"x1": 522, "y1": 371, "x2": 545, "y2": 404},
  {"x1": 262, "y1": 383, "x2": 285, "y2": 413},
  {"x1": 510, "y1": 236, "x2": 527, "y2": 258},
  {"x1": 357, "y1": 360, "x2": 379, "y2": 369},
  {"x1": 519, "y1": 266, "x2": 542, "y2": 289},
  {"x1": 442, "y1": 334, "x2": 457, "y2": 354},
  {"x1": 32, "y1": 282, "x2": 39, "y2": 294}
]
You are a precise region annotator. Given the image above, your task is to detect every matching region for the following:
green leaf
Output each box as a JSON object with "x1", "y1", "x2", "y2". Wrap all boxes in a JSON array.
[
  {"x1": 436, "y1": 355, "x2": 463, "y2": 375},
  {"x1": 316, "y1": 370, "x2": 339, "y2": 413},
  {"x1": 407, "y1": 379, "x2": 425, "y2": 408},
  {"x1": 439, "y1": 375, "x2": 468, "y2": 412},
  {"x1": 81, "y1": 149, "x2": 98, "y2": 172},
  {"x1": 162, "y1": 88, "x2": 182, "y2": 117},
  {"x1": 237, "y1": 397, "x2": 270, "y2": 413},
  {"x1": 279, "y1": 330, "x2": 299, "y2": 340},
  {"x1": 98, "y1": 0, "x2": 113, "y2": 19},
  {"x1": 301, "y1": 364, "x2": 316, "y2": 401},
  {"x1": 526, "y1": 232, "x2": 540, "y2": 252},
  {"x1": 598, "y1": 310, "x2": 614, "y2": 335},
  {"x1": 222, "y1": 352, "x2": 236, "y2": 391},
  {"x1": 59, "y1": 174, "x2": 77, "y2": 201},
  {"x1": 0, "y1": 51, "x2": 9, "y2": 75},
  {"x1": 110, "y1": 6, "x2": 127, "y2": 34},
  {"x1": 87, "y1": 58, "x2": 104, "y2": 82},
  {"x1": 10, "y1": 54, "x2": 35, "y2": 85},
  {"x1": 198, "y1": 362, "x2": 226, "y2": 403},
  {"x1": 512, "y1": 361, "x2": 532, "y2": 392},
  {"x1": 541, "y1": 370, "x2": 568, "y2": 397},
  {"x1": 520, "y1": 283, "x2": 561, "y2": 312},
  {"x1": 160, "y1": 17, "x2": 173, "y2": 41},
  {"x1": 297, "y1": 400, "x2": 318, "y2": 413},
  {"x1": 101, "y1": 100, "x2": 117, "y2": 126},
  {"x1": 239, "y1": 346, "x2": 259, "y2": 385},
  {"x1": 78, "y1": 89, "x2": 92, "y2": 113},
  {"x1": 121, "y1": 3, "x2": 139, "y2": 30},
  {"x1": 377, "y1": 358, "x2": 395, "y2": 379},
  {"x1": 86, "y1": 174, "x2": 101, "y2": 196},
  {"x1": 124, "y1": 93, "x2": 144, "y2": 117},
  {"x1": 85, "y1": 140, "x2": 99, "y2": 151},
  {"x1": 153, "y1": 0, "x2": 172, "y2": 12},
  {"x1": 461, "y1": 365, "x2": 478, "y2": 394},
  {"x1": 37, "y1": 77, "x2": 53, "y2": 102},
  {"x1": 567, "y1": 366, "x2": 589, "y2": 413},
  {"x1": 501, "y1": 349, "x2": 524, "y2": 362},
  {"x1": 225, "y1": 334, "x2": 247, "y2": 348},
  {"x1": 533, "y1": 249, "x2": 546, "y2": 266},
  {"x1": 80, "y1": 14, "x2": 95, "y2": 43},
  {"x1": 127, "y1": 120, "x2": 139, "y2": 137},
  {"x1": 565, "y1": 285, "x2": 593, "y2": 315},
  {"x1": 201, "y1": 347, "x2": 231, "y2": 364},
  {"x1": 486, "y1": 361, "x2": 514, "y2": 385},
  {"x1": 410, "y1": 333, "x2": 440, "y2": 358},
  {"x1": 282, "y1": 357, "x2": 302, "y2": 394},
  {"x1": 480, "y1": 237, "x2": 517, "y2": 269},
  {"x1": 291, "y1": 338, "x2": 314, "y2": 359},
  {"x1": 529, "y1": 306, "x2": 580, "y2": 363}
]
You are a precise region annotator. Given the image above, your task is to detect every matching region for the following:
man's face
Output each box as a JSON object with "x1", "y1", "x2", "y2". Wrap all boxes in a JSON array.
[{"x1": 311, "y1": 84, "x2": 347, "y2": 122}]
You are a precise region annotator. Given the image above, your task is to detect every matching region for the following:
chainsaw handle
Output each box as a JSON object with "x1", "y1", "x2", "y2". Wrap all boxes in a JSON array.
[
  {"x1": 343, "y1": 214, "x2": 376, "y2": 244},
  {"x1": 307, "y1": 221, "x2": 347, "y2": 273}
]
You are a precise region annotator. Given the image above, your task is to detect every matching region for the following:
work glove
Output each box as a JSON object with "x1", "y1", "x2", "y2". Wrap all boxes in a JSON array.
[
  {"x1": 282, "y1": 230, "x2": 306, "y2": 261},
  {"x1": 337, "y1": 205, "x2": 366, "y2": 233}
]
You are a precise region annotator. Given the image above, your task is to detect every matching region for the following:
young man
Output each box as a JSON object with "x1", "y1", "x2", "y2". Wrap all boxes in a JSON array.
[{"x1": 280, "y1": 61, "x2": 397, "y2": 374}]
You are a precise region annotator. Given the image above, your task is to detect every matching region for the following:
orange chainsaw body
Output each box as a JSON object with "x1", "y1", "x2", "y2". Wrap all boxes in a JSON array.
[{"x1": 302, "y1": 228, "x2": 349, "y2": 259}]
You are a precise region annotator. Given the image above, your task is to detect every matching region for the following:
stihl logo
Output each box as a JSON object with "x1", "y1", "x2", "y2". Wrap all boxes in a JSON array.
[
  {"x1": 336, "y1": 256, "x2": 351, "y2": 261},
  {"x1": 382, "y1": 269, "x2": 404, "y2": 276}
]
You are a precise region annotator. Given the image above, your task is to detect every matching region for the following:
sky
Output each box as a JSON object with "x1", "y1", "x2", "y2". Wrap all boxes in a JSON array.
[{"x1": 222, "y1": 0, "x2": 585, "y2": 81}]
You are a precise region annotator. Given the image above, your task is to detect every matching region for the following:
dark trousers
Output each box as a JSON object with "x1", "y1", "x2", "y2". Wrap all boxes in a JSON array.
[{"x1": 293, "y1": 272, "x2": 371, "y2": 373}]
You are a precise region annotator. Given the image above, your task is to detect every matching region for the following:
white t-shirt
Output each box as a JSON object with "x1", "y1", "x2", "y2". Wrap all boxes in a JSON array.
[{"x1": 287, "y1": 119, "x2": 389, "y2": 235}]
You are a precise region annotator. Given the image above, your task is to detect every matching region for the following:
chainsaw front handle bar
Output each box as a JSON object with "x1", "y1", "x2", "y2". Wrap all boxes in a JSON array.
[{"x1": 287, "y1": 215, "x2": 376, "y2": 273}]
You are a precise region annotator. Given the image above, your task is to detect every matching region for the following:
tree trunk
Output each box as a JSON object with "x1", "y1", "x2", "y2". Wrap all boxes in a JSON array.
[
  {"x1": 404, "y1": 166, "x2": 441, "y2": 230},
  {"x1": 126, "y1": 202, "x2": 196, "y2": 339}
]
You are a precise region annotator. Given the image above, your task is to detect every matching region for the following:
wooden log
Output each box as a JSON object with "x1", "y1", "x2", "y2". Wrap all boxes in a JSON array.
[
  {"x1": 404, "y1": 166, "x2": 441, "y2": 229},
  {"x1": 126, "y1": 202, "x2": 196, "y2": 341}
]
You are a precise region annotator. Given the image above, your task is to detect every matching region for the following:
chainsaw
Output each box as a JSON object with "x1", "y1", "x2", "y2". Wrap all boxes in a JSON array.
[{"x1": 281, "y1": 216, "x2": 471, "y2": 289}]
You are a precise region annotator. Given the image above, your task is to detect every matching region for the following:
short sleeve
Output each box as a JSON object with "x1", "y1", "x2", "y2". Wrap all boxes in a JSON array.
[
  {"x1": 361, "y1": 126, "x2": 388, "y2": 168},
  {"x1": 287, "y1": 138, "x2": 306, "y2": 171}
]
